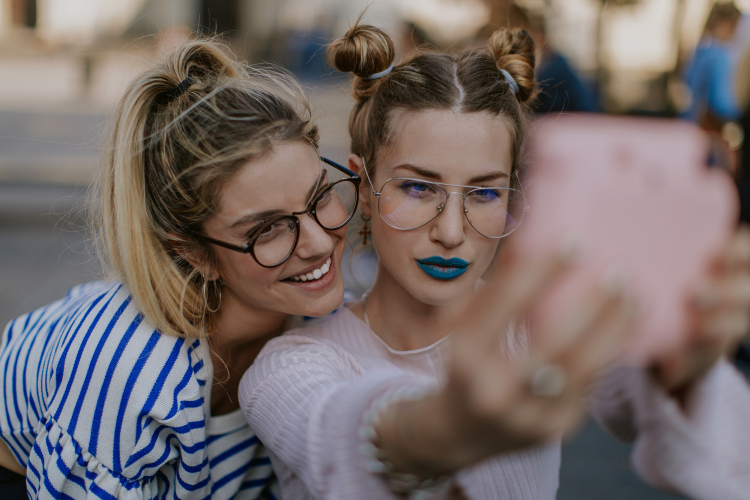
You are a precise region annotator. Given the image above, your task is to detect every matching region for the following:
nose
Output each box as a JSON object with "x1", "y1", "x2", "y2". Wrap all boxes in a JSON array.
[
  {"x1": 431, "y1": 193, "x2": 466, "y2": 248},
  {"x1": 295, "y1": 214, "x2": 335, "y2": 260}
]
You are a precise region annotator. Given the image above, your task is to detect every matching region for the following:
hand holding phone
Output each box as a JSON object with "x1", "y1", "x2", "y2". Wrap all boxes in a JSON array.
[{"x1": 511, "y1": 115, "x2": 738, "y2": 363}]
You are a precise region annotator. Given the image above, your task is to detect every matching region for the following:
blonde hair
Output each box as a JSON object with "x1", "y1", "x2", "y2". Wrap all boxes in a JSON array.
[{"x1": 91, "y1": 38, "x2": 318, "y2": 339}]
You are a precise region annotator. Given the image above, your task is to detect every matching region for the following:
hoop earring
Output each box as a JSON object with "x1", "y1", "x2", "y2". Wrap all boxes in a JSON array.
[
  {"x1": 359, "y1": 213, "x2": 372, "y2": 245},
  {"x1": 202, "y1": 275, "x2": 222, "y2": 314}
]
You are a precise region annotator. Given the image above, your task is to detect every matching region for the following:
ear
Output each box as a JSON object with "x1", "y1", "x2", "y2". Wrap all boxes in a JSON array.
[
  {"x1": 168, "y1": 233, "x2": 220, "y2": 281},
  {"x1": 349, "y1": 154, "x2": 373, "y2": 218}
]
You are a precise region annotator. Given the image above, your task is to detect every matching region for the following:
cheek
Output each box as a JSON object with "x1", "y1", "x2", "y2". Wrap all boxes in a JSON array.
[
  {"x1": 215, "y1": 251, "x2": 279, "y2": 290},
  {"x1": 472, "y1": 238, "x2": 501, "y2": 274}
]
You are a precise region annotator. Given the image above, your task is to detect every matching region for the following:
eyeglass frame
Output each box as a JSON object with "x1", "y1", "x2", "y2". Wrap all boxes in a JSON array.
[
  {"x1": 361, "y1": 157, "x2": 530, "y2": 239},
  {"x1": 190, "y1": 157, "x2": 361, "y2": 268}
]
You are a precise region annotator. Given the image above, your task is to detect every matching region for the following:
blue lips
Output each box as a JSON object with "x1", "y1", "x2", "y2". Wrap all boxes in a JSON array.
[{"x1": 416, "y1": 256, "x2": 469, "y2": 280}]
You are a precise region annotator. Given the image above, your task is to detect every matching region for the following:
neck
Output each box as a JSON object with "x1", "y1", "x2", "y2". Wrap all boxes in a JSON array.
[
  {"x1": 208, "y1": 290, "x2": 287, "y2": 415},
  {"x1": 359, "y1": 262, "x2": 469, "y2": 351}
]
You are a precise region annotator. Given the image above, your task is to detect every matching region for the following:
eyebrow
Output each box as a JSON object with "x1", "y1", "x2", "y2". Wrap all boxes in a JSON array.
[
  {"x1": 393, "y1": 164, "x2": 510, "y2": 184},
  {"x1": 228, "y1": 170, "x2": 327, "y2": 230}
]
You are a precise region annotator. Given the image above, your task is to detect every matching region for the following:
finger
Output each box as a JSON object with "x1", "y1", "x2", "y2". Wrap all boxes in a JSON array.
[
  {"x1": 461, "y1": 236, "x2": 581, "y2": 349},
  {"x1": 531, "y1": 269, "x2": 628, "y2": 360},
  {"x1": 693, "y1": 275, "x2": 750, "y2": 312},
  {"x1": 719, "y1": 225, "x2": 750, "y2": 272},
  {"x1": 561, "y1": 294, "x2": 639, "y2": 385},
  {"x1": 698, "y1": 310, "x2": 750, "y2": 345}
]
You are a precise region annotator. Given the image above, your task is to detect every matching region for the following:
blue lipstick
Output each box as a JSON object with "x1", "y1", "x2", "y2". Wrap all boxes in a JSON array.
[{"x1": 416, "y1": 256, "x2": 469, "y2": 280}]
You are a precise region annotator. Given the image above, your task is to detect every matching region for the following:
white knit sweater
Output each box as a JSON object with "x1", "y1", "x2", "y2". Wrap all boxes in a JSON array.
[{"x1": 239, "y1": 306, "x2": 750, "y2": 500}]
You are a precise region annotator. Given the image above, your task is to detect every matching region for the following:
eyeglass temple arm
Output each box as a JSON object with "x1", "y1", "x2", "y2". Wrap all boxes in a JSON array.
[
  {"x1": 360, "y1": 158, "x2": 381, "y2": 196},
  {"x1": 320, "y1": 157, "x2": 360, "y2": 179},
  {"x1": 514, "y1": 171, "x2": 531, "y2": 211}
]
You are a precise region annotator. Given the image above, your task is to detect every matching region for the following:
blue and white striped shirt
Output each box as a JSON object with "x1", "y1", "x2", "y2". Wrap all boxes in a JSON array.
[{"x1": 0, "y1": 281, "x2": 278, "y2": 499}]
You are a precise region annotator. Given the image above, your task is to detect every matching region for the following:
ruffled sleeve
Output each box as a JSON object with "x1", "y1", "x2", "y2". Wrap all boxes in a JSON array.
[
  {"x1": 18, "y1": 284, "x2": 211, "y2": 499},
  {"x1": 589, "y1": 359, "x2": 750, "y2": 500}
]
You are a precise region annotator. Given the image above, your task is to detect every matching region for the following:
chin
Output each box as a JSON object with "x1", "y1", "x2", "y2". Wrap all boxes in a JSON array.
[
  {"x1": 297, "y1": 286, "x2": 346, "y2": 318},
  {"x1": 406, "y1": 277, "x2": 475, "y2": 307}
]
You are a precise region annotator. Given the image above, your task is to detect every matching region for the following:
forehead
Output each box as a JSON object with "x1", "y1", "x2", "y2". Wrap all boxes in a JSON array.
[
  {"x1": 380, "y1": 109, "x2": 514, "y2": 180},
  {"x1": 217, "y1": 141, "x2": 320, "y2": 217}
]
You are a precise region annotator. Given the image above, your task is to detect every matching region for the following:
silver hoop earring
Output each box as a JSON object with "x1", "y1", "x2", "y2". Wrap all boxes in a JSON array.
[{"x1": 202, "y1": 275, "x2": 222, "y2": 314}]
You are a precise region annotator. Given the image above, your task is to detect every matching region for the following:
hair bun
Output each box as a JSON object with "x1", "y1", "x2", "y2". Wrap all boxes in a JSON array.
[
  {"x1": 327, "y1": 22, "x2": 396, "y2": 100},
  {"x1": 487, "y1": 28, "x2": 536, "y2": 103}
]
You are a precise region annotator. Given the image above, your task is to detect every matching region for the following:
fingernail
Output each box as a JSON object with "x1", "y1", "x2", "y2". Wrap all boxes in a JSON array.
[
  {"x1": 600, "y1": 267, "x2": 625, "y2": 298},
  {"x1": 558, "y1": 233, "x2": 585, "y2": 263}
]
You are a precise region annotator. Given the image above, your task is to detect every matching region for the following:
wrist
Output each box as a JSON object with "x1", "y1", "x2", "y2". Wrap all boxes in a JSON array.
[{"x1": 376, "y1": 390, "x2": 481, "y2": 476}]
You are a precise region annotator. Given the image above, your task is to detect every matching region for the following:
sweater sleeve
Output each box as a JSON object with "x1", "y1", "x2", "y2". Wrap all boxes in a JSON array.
[
  {"x1": 239, "y1": 335, "x2": 432, "y2": 500},
  {"x1": 589, "y1": 359, "x2": 750, "y2": 500}
]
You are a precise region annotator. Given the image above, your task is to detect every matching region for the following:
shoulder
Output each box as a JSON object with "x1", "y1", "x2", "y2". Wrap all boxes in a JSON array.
[
  {"x1": 40, "y1": 282, "x2": 207, "y2": 460},
  {"x1": 245, "y1": 309, "x2": 367, "y2": 395}
]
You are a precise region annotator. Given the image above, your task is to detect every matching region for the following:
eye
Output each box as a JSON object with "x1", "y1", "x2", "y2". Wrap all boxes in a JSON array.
[
  {"x1": 469, "y1": 188, "x2": 503, "y2": 202},
  {"x1": 250, "y1": 219, "x2": 295, "y2": 243},
  {"x1": 314, "y1": 184, "x2": 333, "y2": 208},
  {"x1": 398, "y1": 180, "x2": 439, "y2": 198}
]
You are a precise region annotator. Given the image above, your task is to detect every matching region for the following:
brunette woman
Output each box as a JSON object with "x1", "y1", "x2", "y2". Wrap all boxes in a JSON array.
[{"x1": 240, "y1": 23, "x2": 750, "y2": 500}]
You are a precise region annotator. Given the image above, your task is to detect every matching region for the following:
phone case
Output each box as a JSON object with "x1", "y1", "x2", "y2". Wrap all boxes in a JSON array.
[{"x1": 512, "y1": 114, "x2": 738, "y2": 363}]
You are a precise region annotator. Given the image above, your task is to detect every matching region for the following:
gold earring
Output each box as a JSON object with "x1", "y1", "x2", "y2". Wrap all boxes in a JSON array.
[{"x1": 359, "y1": 213, "x2": 372, "y2": 245}]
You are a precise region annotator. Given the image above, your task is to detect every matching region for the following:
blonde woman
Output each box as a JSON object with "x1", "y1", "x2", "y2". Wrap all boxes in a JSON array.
[
  {"x1": 0, "y1": 38, "x2": 360, "y2": 499},
  {"x1": 240, "y1": 23, "x2": 750, "y2": 500}
]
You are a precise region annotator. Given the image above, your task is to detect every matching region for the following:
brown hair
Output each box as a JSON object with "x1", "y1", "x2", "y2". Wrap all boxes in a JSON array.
[
  {"x1": 326, "y1": 21, "x2": 537, "y2": 177},
  {"x1": 91, "y1": 37, "x2": 318, "y2": 339},
  {"x1": 705, "y1": 2, "x2": 741, "y2": 34}
]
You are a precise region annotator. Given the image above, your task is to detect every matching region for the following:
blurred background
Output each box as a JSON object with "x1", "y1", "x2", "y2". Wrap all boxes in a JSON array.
[{"x1": 2, "y1": 0, "x2": 750, "y2": 498}]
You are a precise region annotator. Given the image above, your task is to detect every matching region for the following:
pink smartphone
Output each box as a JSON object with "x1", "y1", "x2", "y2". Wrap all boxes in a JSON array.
[{"x1": 511, "y1": 114, "x2": 738, "y2": 364}]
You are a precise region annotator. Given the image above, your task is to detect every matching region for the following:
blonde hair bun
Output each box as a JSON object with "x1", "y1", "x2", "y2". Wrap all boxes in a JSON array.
[
  {"x1": 487, "y1": 28, "x2": 536, "y2": 103},
  {"x1": 326, "y1": 23, "x2": 396, "y2": 100}
]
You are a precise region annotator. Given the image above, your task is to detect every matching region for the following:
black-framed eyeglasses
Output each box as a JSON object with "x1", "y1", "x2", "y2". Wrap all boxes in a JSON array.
[
  {"x1": 362, "y1": 158, "x2": 529, "y2": 239},
  {"x1": 192, "y1": 157, "x2": 360, "y2": 268}
]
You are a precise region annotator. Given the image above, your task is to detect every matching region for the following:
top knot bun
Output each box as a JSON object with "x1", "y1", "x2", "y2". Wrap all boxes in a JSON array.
[
  {"x1": 487, "y1": 28, "x2": 536, "y2": 103},
  {"x1": 327, "y1": 23, "x2": 396, "y2": 100}
]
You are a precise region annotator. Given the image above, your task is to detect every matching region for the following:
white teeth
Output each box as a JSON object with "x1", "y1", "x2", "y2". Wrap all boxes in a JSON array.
[{"x1": 290, "y1": 257, "x2": 333, "y2": 283}]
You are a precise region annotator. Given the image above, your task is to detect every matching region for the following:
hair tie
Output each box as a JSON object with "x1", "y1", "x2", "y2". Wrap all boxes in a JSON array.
[
  {"x1": 164, "y1": 76, "x2": 195, "y2": 103},
  {"x1": 499, "y1": 69, "x2": 519, "y2": 96},
  {"x1": 362, "y1": 63, "x2": 394, "y2": 81}
]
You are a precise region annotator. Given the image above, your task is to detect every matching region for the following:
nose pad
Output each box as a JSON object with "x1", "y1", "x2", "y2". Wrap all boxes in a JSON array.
[
  {"x1": 295, "y1": 214, "x2": 334, "y2": 260},
  {"x1": 431, "y1": 193, "x2": 466, "y2": 247}
]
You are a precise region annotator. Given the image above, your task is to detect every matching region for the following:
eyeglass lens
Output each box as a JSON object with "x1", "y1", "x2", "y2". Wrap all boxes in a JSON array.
[
  {"x1": 252, "y1": 160, "x2": 359, "y2": 266},
  {"x1": 378, "y1": 178, "x2": 525, "y2": 238}
]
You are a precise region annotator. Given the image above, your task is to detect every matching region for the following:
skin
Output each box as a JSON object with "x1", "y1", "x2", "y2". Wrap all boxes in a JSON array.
[
  {"x1": 348, "y1": 108, "x2": 750, "y2": 479},
  {"x1": 350, "y1": 109, "x2": 511, "y2": 350},
  {"x1": 0, "y1": 141, "x2": 349, "y2": 475},
  {"x1": 190, "y1": 141, "x2": 347, "y2": 415}
]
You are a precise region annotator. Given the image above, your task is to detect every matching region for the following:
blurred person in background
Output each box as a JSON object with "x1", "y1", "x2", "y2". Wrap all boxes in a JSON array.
[
  {"x1": 525, "y1": 10, "x2": 598, "y2": 115},
  {"x1": 240, "y1": 20, "x2": 750, "y2": 500},
  {"x1": 0, "y1": 37, "x2": 362, "y2": 499},
  {"x1": 680, "y1": 1, "x2": 742, "y2": 127}
]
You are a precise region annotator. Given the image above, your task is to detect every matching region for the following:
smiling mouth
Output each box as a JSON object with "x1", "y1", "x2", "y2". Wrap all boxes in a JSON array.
[{"x1": 285, "y1": 258, "x2": 332, "y2": 282}]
